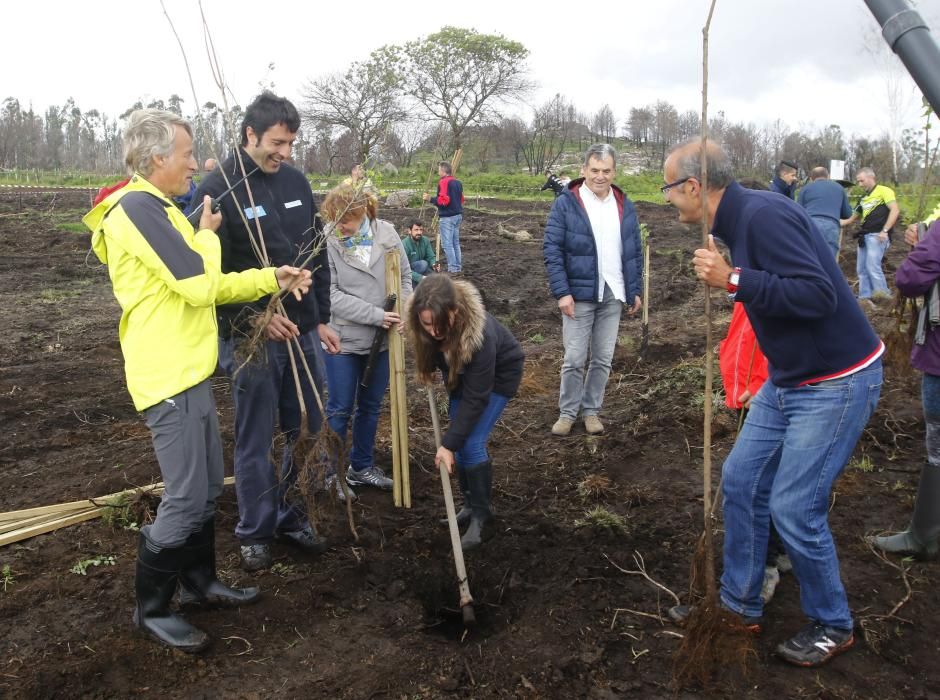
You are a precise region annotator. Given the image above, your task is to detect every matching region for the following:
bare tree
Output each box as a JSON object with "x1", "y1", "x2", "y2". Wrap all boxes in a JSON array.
[
  {"x1": 519, "y1": 94, "x2": 577, "y2": 174},
  {"x1": 302, "y1": 50, "x2": 405, "y2": 164},
  {"x1": 591, "y1": 104, "x2": 616, "y2": 142}
]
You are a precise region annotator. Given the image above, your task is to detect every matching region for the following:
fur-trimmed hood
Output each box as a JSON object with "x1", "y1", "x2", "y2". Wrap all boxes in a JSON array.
[{"x1": 442, "y1": 279, "x2": 486, "y2": 385}]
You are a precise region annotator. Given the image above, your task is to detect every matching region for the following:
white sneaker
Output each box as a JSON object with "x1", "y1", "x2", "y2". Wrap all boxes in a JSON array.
[
  {"x1": 552, "y1": 417, "x2": 574, "y2": 436},
  {"x1": 760, "y1": 565, "x2": 780, "y2": 604}
]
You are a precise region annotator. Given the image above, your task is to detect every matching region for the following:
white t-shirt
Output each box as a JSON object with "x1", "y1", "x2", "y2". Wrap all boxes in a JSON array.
[{"x1": 580, "y1": 184, "x2": 625, "y2": 302}]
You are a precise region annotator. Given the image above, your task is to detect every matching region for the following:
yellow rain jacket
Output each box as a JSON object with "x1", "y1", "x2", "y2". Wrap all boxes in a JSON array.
[{"x1": 83, "y1": 174, "x2": 279, "y2": 410}]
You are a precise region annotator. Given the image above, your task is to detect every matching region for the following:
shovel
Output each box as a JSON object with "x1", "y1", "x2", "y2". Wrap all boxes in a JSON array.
[{"x1": 427, "y1": 387, "x2": 476, "y2": 627}]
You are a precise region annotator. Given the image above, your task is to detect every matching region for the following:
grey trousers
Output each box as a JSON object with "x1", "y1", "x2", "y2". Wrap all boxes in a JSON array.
[
  {"x1": 558, "y1": 284, "x2": 623, "y2": 419},
  {"x1": 143, "y1": 380, "x2": 223, "y2": 548}
]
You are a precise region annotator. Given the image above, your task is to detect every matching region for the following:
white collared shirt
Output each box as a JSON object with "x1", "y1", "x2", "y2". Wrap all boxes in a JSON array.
[{"x1": 580, "y1": 184, "x2": 625, "y2": 302}]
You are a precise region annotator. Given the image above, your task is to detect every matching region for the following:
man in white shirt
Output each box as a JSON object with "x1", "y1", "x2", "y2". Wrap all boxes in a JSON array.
[{"x1": 543, "y1": 144, "x2": 644, "y2": 436}]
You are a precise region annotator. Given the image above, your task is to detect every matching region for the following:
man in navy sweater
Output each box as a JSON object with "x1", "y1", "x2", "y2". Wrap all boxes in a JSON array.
[
  {"x1": 798, "y1": 167, "x2": 853, "y2": 258},
  {"x1": 769, "y1": 160, "x2": 799, "y2": 199},
  {"x1": 663, "y1": 140, "x2": 883, "y2": 668}
]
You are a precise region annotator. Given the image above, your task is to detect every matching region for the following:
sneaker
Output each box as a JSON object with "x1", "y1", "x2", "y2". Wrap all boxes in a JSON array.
[
  {"x1": 760, "y1": 566, "x2": 780, "y2": 604},
  {"x1": 325, "y1": 473, "x2": 357, "y2": 503},
  {"x1": 346, "y1": 465, "x2": 393, "y2": 490},
  {"x1": 667, "y1": 604, "x2": 762, "y2": 634},
  {"x1": 551, "y1": 417, "x2": 575, "y2": 436},
  {"x1": 277, "y1": 525, "x2": 328, "y2": 555},
  {"x1": 239, "y1": 544, "x2": 272, "y2": 572},
  {"x1": 775, "y1": 553, "x2": 793, "y2": 574},
  {"x1": 775, "y1": 622, "x2": 854, "y2": 667},
  {"x1": 584, "y1": 415, "x2": 604, "y2": 435}
]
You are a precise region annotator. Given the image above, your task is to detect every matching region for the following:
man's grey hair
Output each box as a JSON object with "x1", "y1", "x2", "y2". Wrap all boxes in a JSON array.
[
  {"x1": 438, "y1": 161, "x2": 452, "y2": 176},
  {"x1": 583, "y1": 143, "x2": 617, "y2": 166},
  {"x1": 857, "y1": 166, "x2": 876, "y2": 180},
  {"x1": 668, "y1": 139, "x2": 735, "y2": 190},
  {"x1": 123, "y1": 109, "x2": 192, "y2": 177}
]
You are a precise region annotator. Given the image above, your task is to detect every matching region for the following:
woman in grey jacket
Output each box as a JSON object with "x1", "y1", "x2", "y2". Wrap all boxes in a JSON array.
[{"x1": 320, "y1": 184, "x2": 412, "y2": 499}]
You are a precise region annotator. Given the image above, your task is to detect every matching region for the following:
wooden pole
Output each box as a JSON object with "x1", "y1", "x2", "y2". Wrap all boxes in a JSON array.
[{"x1": 385, "y1": 249, "x2": 410, "y2": 507}]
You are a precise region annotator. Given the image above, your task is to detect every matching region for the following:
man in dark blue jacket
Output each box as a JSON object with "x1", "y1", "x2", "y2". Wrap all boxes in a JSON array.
[
  {"x1": 543, "y1": 144, "x2": 642, "y2": 437},
  {"x1": 664, "y1": 140, "x2": 882, "y2": 668},
  {"x1": 769, "y1": 160, "x2": 799, "y2": 199},
  {"x1": 423, "y1": 161, "x2": 464, "y2": 273},
  {"x1": 193, "y1": 92, "x2": 341, "y2": 572}
]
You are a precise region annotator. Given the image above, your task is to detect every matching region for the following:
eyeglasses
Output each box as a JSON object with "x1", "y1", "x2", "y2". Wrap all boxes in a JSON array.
[{"x1": 660, "y1": 177, "x2": 691, "y2": 194}]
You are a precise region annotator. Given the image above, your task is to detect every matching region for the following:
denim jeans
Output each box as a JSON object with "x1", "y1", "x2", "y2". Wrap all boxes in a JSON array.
[
  {"x1": 439, "y1": 215, "x2": 462, "y2": 272},
  {"x1": 448, "y1": 393, "x2": 510, "y2": 465},
  {"x1": 411, "y1": 259, "x2": 430, "y2": 276},
  {"x1": 324, "y1": 350, "x2": 390, "y2": 471},
  {"x1": 218, "y1": 330, "x2": 325, "y2": 544},
  {"x1": 857, "y1": 233, "x2": 890, "y2": 298},
  {"x1": 558, "y1": 284, "x2": 623, "y2": 419},
  {"x1": 812, "y1": 216, "x2": 841, "y2": 259},
  {"x1": 720, "y1": 360, "x2": 882, "y2": 629}
]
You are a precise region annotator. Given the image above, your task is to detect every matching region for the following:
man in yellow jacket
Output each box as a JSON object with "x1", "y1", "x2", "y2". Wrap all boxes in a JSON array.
[{"x1": 83, "y1": 109, "x2": 311, "y2": 653}]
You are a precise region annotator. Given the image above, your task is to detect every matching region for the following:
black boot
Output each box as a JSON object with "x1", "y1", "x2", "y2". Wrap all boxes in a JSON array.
[
  {"x1": 461, "y1": 461, "x2": 494, "y2": 551},
  {"x1": 179, "y1": 518, "x2": 261, "y2": 606},
  {"x1": 440, "y1": 466, "x2": 472, "y2": 527},
  {"x1": 872, "y1": 464, "x2": 940, "y2": 559},
  {"x1": 134, "y1": 531, "x2": 209, "y2": 653}
]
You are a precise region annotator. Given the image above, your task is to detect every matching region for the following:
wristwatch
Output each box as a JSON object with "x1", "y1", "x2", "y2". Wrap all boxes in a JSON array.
[{"x1": 727, "y1": 267, "x2": 741, "y2": 299}]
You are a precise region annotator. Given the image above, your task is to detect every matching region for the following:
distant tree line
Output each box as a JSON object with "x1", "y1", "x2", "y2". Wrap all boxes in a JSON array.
[{"x1": 1, "y1": 25, "x2": 936, "y2": 186}]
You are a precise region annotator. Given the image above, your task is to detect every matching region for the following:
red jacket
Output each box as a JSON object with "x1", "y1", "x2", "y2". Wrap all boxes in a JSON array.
[{"x1": 718, "y1": 303, "x2": 768, "y2": 409}]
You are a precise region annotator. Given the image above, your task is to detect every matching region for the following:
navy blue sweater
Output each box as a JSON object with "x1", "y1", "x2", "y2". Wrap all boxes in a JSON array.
[
  {"x1": 715, "y1": 181, "x2": 882, "y2": 387},
  {"x1": 769, "y1": 176, "x2": 796, "y2": 199}
]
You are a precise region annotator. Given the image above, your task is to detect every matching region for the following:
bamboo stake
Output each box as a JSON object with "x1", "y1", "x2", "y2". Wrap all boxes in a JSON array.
[
  {"x1": 385, "y1": 249, "x2": 410, "y2": 507},
  {"x1": 640, "y1": 236, "x2": 651, "y2": 357},
  {"x1": 0, "y1": 477, "x2": 235, "y2": 548}
]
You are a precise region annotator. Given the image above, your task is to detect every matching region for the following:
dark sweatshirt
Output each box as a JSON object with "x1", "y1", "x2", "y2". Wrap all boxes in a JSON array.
[
  {"x1": 193, "y1": 151, "x2": 330, "y2": 338},
  {"x1": 715, "y1": 181, "x2": 882, "y2": 387}
]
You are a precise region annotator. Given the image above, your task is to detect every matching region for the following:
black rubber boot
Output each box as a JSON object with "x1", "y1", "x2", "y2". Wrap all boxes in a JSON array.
[
  {"x1": 133, "y1": 531, "x2": 209, "y2": 653},
  {"x1": 179, "y1": 518, "x2": 261, "y2": 606},
  {"x1": 461, "y1": 461, "x2": 494, "y2": 551},
  {"x1": 441, "y1": 466, "x2": 472, "y2": 527},
  {"x1": 872, "y1": 464, "x2": 940, "y2": 559}
]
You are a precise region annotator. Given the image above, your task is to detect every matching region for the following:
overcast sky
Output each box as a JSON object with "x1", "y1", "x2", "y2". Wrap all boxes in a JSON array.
[{"x1": 7, "y1": 0, "x2": 940, "y2": 140}]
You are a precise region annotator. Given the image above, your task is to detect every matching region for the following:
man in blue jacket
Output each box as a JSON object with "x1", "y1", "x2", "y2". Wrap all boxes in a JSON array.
[
  {"x1": 193, "y1": 92, "x2": 341, "y2": 572},
  {"x1": 664, "y1": 140, "x2": 883, "y2": 668},
  {"x1": 769, "y1": 160, "x2": 799, "y2": 199},
  {"x1": 543, "y1": 144, "x2": 643, "y2": 437}
]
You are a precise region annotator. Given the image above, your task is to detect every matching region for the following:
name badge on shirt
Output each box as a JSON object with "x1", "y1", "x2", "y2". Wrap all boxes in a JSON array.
[
  {"x1": 284, "y1": 200, "x2": 302, "y2": 209},
  {"x1": 244, "y1": 205, "x2": 267, "y2": 220}
]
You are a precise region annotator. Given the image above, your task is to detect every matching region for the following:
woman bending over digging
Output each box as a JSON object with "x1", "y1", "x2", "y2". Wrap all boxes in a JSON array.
[
  {"x1": 407, "y1": 275, "x2": 525, "y2": 549},
  {"x1": 320, "y1": 184, "x2": 412, "y2": 499}
]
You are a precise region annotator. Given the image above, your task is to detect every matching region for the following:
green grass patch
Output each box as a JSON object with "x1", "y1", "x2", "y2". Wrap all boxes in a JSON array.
[{"x1": 575, "y1": 506, "x2": 628, "y2": 534}]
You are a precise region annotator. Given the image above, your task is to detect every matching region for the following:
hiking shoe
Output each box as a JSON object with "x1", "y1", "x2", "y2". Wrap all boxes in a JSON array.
[
  {"x1": 239, "y1": 544, "x2": 272, "y2": 572},
  {"x1": 775, "y1": 553, "x2": 793, "y2": 573},
  {"x1": 346, "y1": 465, "x2": 393, "y2": 490},
  {"x1": 667, "y1": 604, "x2": 762, "y2": 634},
  {"x1": 277, "y1": 526, "x2": 328, "y2": 555},
  {"x1": 775, "y1": 622, "x2": 854, "y2": 667},
  {"x1": 760, "y1": 566, "x2": 780, "y2": 604},
  {"x1": 552, "y1": 417, "x2": 575, "y2": 436},
  {"x1": 325, "y1": 473, "x2": 357, "y2": 503},
  {"x1": 584, "y1": 415, "x2": 604, "y2": 435}
]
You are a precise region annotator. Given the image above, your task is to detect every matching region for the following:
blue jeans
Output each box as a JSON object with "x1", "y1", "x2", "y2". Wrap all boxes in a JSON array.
[
  {"x1": 812, "y1": 216, "x2": 841, "y2": 259},
  {"x1": 324, "y1": 350, "x2": 390, "y2": 471},
  {"x1": 448, "y1": 393, "x2": 510, "y2": 465},
  {"x1": 857, "y1": 233, "x2": 890, "y2": 298},
  {"x1": 720, "y1": 360, "x2": 882, "y2": 629},
  {"x1": 218, "y1": 331, "x2": 325, "y2": 544},
  {"x1": 439, "y1": 214, "x2": 462, "y2": 272},
  {"x1": 559, "y1": 284, "x2": 623, "y2": 419},
  {"x1": 412, "y1": 259, "x2": 430, "y2": 276}
]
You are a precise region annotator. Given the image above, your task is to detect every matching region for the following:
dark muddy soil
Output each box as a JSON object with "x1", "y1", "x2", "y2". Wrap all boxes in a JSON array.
[{"x1": 0, "y1": 188, "x2": 937, "y2": 699}]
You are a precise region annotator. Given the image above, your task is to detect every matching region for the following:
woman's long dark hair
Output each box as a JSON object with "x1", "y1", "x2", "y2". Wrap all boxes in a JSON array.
[{"x1": 407, "y1": 274, "x2": 467, "y2": 389}]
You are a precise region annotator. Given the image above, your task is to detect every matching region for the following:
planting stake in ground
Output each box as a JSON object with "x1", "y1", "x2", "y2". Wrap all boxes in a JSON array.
[
  {"x1": 428, "y1": 387, "x2": 476, "y2": 627},
  {"x1": 386, "y1": 249, "x2": 411, "y2": 508}
]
